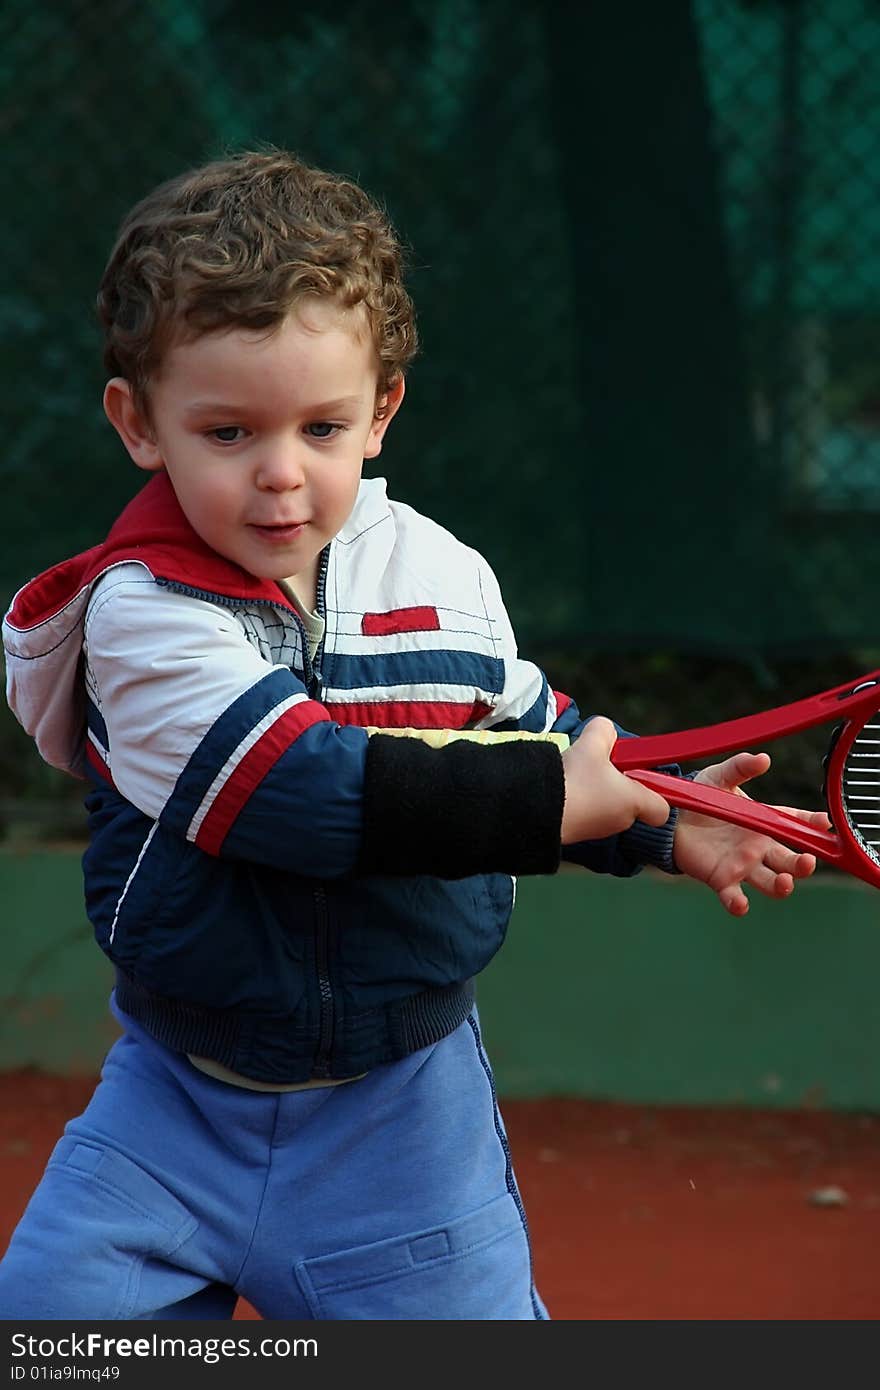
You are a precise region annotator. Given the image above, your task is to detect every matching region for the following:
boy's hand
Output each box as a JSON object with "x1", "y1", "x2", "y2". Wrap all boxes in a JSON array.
[
  {"x1": 672, "y1": 751, "x2": 832, "y2": 916},
  {"x1": 561, "y1": 716, "x2": 671, "y2": 844}
]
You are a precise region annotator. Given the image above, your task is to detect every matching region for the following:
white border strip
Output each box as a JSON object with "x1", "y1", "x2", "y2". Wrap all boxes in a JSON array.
[
  {"x1": 186, "y1": 693, "x2": 308, "y2": 843},
  {"x1": 87, "y1": 726, "x2": 111, "y2": 767},
  {"x1": 322, "y1": 682, "x2": 498, "y2": 705},
  {"x1": 108, "y1": 821, "x2": 159, "y2": 946}
]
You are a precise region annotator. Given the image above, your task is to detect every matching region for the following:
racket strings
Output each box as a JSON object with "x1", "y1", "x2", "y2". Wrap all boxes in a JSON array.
[{"x1": 842, "y1": 721, "x2": 880, "y2": 862}]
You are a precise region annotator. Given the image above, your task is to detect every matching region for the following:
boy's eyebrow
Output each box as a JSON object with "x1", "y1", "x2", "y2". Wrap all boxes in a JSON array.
[{"x1": 183, "y1": 395, "x2": 366, "y2": 417}]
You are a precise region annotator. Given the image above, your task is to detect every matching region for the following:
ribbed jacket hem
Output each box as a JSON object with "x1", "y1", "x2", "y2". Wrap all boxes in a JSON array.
[{"x1": 114, "y1": 970, "x2": 476, "y2": 1084}]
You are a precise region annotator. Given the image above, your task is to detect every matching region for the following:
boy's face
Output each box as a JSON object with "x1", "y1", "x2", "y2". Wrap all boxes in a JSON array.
[{"x1": 105, "y1": 301, "x2": 403, "y2": 605}]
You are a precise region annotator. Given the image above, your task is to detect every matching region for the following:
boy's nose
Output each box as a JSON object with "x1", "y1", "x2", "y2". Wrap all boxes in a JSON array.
[{"x1": 255, "y1": 445, "x2": 307, "y2": 491}]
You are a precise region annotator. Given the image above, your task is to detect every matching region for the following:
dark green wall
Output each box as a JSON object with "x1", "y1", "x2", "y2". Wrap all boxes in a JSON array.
[
  {"x1": 479, "y1": 872, "x2": 880, "y2": 1110},
  {"x1": 2, "y1": 851, "x2": 878, "y2": 1110}
]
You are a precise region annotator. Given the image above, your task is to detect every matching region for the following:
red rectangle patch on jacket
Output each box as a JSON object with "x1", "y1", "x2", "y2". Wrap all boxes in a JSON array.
[{"x1": 361, "y1": 606, "x2": 441, "y2": 637}]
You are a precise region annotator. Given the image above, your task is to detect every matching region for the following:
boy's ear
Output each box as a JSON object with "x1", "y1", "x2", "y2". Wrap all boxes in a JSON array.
[
  {"x1": 364, "y1": 377, "x2": 405, "y2": 459},
  {"x1": 103, "y1": 378, "x2": 164, "y2": 472}
]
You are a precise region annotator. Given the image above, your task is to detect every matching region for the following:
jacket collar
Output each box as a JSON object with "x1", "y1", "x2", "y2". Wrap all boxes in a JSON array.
[
  {"x1": 7, "y1": 472, "x2": 292, "y2": 630},
  {"x1": 6, "y1": 469, "x2": 393, "y2": 635}
]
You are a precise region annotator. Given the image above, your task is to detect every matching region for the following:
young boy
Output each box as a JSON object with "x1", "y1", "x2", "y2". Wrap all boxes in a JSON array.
[{"x1": 1, "y1": 150, "x2": 824, "y2": 1320}]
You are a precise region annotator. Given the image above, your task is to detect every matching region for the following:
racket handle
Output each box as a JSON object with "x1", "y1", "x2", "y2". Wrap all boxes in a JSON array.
[
  {"x1": 625, "y1": 768, "x2": 840, "y2": 863},
  {"x1": 612, "y1": 674, "x2": 880, "y2": 769}
]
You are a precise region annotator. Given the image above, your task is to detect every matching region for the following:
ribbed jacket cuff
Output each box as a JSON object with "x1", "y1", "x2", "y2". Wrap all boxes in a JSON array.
[
  {"x1": 619, "y1": 806, "x2": 680, "y2": 874},
  {"x1": 359, "y1": 735, "x2": 565, "y2": 877},
  {"x1": 620, "y1": 767, "x2": 700, "y2": 874}
]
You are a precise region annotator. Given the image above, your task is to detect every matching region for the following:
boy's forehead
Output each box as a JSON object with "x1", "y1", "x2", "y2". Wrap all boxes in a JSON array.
[{"x1": 153, "y1": 301, "x2": 381, "y2": 400}]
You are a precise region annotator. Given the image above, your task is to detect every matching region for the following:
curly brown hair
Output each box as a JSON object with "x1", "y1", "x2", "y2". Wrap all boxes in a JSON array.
[{"x1": 96, "y1": 149, "x2": 418, "y2": 415}]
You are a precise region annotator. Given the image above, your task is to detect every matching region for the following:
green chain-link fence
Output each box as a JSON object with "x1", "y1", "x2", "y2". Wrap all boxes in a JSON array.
[{"x1": 698, "y1": 0, "x2": 880, "y2": 641}]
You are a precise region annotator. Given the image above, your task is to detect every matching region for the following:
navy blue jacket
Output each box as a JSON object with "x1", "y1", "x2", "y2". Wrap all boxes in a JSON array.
[{"x1": 3, "y1": 473, "x2": 678, "y2": 1081}]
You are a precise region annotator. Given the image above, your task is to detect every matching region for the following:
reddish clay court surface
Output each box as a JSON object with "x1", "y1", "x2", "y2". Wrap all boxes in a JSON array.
[{"x1": 1, "y1": 1073, "x2": 878, "y2": 1320}]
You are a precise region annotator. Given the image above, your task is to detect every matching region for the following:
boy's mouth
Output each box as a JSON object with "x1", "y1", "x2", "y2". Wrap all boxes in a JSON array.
[{"x1": 250, "y1": 521, "x2": 308, "y2": 543}]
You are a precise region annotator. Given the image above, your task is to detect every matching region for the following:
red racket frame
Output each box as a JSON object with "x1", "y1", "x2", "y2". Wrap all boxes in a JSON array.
[{"x1": 609, "y1": 671, "x2": 880, "y2": 888}]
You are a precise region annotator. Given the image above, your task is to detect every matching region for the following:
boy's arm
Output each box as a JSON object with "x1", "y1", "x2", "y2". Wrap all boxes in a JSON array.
[
  {"x1": 84, "y1": 574, "x2": 567, "y2": 879},
  {"x1": 467, "y1": 560, "x2": 824, "y2": 911}
]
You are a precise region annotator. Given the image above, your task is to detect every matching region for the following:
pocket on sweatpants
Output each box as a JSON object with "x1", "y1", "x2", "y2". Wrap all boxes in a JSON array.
[
  {"x1": 4, "y1": 1138, "x2": 201, "y2": 1319},
  {"x1": 293, "y1": 1192, "x2": 534, "y2": 1320},
  {"x1": 47, "y1": 1137, "x2": 199, "y2": 1266}
]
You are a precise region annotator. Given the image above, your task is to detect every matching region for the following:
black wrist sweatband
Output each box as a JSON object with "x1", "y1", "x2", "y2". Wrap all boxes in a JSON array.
[{"x1": 358, "y1": 735, "x2": 565, "y2": 878}]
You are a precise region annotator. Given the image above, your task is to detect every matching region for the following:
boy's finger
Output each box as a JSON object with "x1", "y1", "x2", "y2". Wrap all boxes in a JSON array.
[
  {"x1": 762, "y1": 844, "x2": 817, "y2": 879},
  {"x1": 719, "y1": 881, "x2": 751, "y2": 915},
  {"x1": 583, "y1": 715, "x2": 619, "y2": 757},
  {"x1": 746, "y1": 863, "x2": 796, "y2": 897},
  {"x1": 705, "y1": 751, "x2": 771, "y2": 793},
  {"x1": 773, "y1": 805, "x2": 832, "y2": 831},
  {"x1": 635, "y1": 784, "x2": 672, "y2": 827}
]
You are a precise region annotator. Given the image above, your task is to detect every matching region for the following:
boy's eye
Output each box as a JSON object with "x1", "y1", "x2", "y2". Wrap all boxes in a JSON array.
[
  {"x1": 209, "y1": 426, "x2": 246, "y2": 444},
  {"x1": 305, "y1": 422, "x2": 340, "y2": 439}
]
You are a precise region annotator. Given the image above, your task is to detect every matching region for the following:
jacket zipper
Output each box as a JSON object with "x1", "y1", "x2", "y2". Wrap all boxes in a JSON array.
[
  {"x1": 156, "y1": 547, "x2": 331, "y2": 690},
  {"x1": 309, "y1": 547, "x2": 334, "y2": 1077},
  {"x1": 308, "y1": 545, "x2": 330, "y2": 695},
  {"x1": 311, "y1": 884, "x2": 334, "y2": 1078}
]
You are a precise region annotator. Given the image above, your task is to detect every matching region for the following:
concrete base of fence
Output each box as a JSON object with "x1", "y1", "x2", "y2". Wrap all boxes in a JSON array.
[{"x1": 3, "y1": 851, "x2": 878, "y2": 1109}]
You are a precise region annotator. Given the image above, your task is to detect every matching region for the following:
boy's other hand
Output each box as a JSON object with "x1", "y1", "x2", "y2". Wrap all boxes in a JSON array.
[
  {"x1": 561, "y1": 716, "x2": 671, "y2": 844},
  {"x1": 673, "y1": 751, "x2": 831, "y2": 916}
]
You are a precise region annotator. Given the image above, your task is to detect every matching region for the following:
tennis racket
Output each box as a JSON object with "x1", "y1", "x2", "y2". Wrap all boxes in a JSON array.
[
  {"x1": 368, "y1": 671, "x2": 880, "y2": 888},
  {"x1": 610, "y1": 671, "x2": 880, "y2": 888}
]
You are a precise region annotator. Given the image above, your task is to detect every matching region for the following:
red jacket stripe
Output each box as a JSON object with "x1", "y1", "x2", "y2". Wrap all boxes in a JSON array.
[
  {"x1": 361, "y1": 607, "x2": 440, "y2": 637},
  {"x1": 329, "y1": 699, "x2": 492, "y2": 729},
  {"x1": 195, "y1": 702, "x2": 331, "y2": 855},
  {"x1": 85, "y1": 740, "x2": 115, "y2": 787}
]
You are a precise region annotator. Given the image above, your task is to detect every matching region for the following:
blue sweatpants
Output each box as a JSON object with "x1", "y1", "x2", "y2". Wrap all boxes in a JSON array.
[{"x1": 0, "y1": 1003, "x2": 547, "y2": 1320}]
